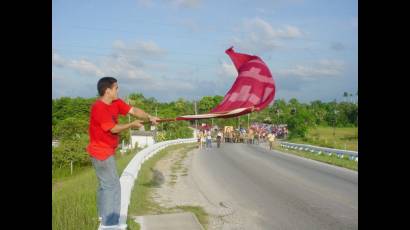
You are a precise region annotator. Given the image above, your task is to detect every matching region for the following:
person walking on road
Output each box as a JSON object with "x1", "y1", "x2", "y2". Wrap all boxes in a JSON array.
[
  {"x1": 197, "y1": 130, "x2": 203, "y2": 149},
  {"x1": 216, "y1": 129, "x2": 223, "y2": 148},
  {"x1": 206, "y1": 130, "x2": 212, "y2": 149},
  {"x1": 267, "y1": 132, "x2": 276, "y2": 150}
]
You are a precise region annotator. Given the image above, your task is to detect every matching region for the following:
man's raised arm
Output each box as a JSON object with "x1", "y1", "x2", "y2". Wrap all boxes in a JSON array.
[
  {"x1": 110, "y1": 120, "x2": 143, "y2": 134},
  {"x1": 128, "y1": 107, "x2": 159, "y2": 125}
]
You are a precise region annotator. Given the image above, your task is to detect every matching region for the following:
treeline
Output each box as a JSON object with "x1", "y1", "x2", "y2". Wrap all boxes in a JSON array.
[
  {"x1": 52, "y1": 94, "x2": 195, "y2": 175},
  {"x1": 52, "y1": 93, "x2": 357, "y2": 176},
  {"x1": 194, "y1": 95, "x2": 358, "y2": 139}
]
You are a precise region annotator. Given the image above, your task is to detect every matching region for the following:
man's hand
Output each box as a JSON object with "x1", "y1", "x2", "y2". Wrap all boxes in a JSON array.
[
  {"x1": 148, "y1": 115, "x2": 159, "y2": 125},
  {"x1": 130, "y1": 120, "x2": 143, "y2": 129},
  {"x1": 129, "y1": 107, "x2": 160, "y2": 125}
]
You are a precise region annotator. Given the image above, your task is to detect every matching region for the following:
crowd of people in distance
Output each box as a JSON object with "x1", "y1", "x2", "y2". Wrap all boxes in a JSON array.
[{"x1": 195, "y1": 123, "x2": 288, "y2": 150}]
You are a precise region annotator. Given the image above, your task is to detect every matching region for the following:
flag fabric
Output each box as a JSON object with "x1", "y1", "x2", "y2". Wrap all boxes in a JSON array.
[
  {"x1": 211, "y1": 47, "x2": 275, "y2": 114},
  {"x1": 166, "y1": 47, "x2": 276, "y2": 121}
]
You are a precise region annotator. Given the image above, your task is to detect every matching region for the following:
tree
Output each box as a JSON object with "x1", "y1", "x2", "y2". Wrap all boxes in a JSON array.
[
  {"x1": 198, "y1": 96, "x2": 216, "y2": 113},
  {"x1": 52, "y1": 97, "x2": 95, "y2": 121},
  {"x1": 175, "y1": 98, "x2": 188, "y2": 114},
  {"x1": 287, "y1": 114, "x2": 308, "y2": 138},
  {"x1": 128, "y1": 93, "x2": 146, "y2": 110},
  {"x1": 212, "y1": 95, "x2": 224, "y2": 106},
  {"x1": 308, "y1": 100, "x2": 326, "y2": 125},
  {"x1": 52, "y1": 134, "x2": 91, "y2": 169},
  {"x1": 289, "y1": 98, "x2": 300, "y2": 106},
  {"x1": 53, "y1": 117, "x2": 88, "y2": 140}
]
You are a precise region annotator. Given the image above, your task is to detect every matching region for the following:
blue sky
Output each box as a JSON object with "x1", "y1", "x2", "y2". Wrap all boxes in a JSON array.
[{"x1": 52, "y1": 0, "x2": 358, "y2": 103}]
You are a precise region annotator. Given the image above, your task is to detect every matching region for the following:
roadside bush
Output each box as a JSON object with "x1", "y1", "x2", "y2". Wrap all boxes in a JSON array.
[{"x1": 52, "y1": 134, "x2": 90, "y2": 170}]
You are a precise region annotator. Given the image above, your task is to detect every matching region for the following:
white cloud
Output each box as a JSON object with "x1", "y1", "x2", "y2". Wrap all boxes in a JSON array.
[
  {"x1": 52, "y1": 50, "x2": 105, "y2": 77},
  {"x1": 69, "y1": 59, "x2": 105, "y2": 77},
  {"x1": 279, "y1": 59, "x2": 345, "y2": 80},
  {"x1": 113, "y1": 40, "x2": 165, "y2": 57},
  {"x1": 52, "y1": 40, "x2": 161, "y2": 82},
  {"x1": 217, "y1": 61, "x2": 237, "y2": 78},
  {"x1": 136, "y1": 41, "x2": 165, "y2": 55},
  {"x1": 91, "y1": 39, "x2": 166, "y2": 82},
  {"x1": 146, "y1": 77, "x2": 196, "y2": 91},
  {"x1": 232, "y1": 17, "x2": 303, "y2": 54},
  {"x1": 98, "y1": 55, "x2": 153, "y2": 83},
  {"x1": 243, "y1": 18, "x2": 302, "y2": 39},
  {"x1": 52, "y1": 40, "x2": 201, "y2": 100}
]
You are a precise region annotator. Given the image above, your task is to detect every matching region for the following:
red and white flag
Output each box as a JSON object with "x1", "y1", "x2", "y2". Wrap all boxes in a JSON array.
[{"x1": 163, "y1": 47, "x2": 276, "y2": 121}]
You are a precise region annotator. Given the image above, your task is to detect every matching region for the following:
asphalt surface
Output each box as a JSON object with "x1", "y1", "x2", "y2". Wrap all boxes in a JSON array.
[{"x1": 190, "y1": 142, "x2": 358, "y2": 230}]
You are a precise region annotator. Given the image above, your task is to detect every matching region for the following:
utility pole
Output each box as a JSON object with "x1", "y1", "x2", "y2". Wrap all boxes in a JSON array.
[
  {"x1": 248, "y1": 113, "x2": 250, "y2": 129},
  {"x1": 151, "y1": 105, "x2": 158, "y2": 142},
  {"x1": 194, "y1": 99, "x2": 198, "y2": 130}
]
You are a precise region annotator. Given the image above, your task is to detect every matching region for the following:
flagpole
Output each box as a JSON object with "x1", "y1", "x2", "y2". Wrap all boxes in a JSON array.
[{"x1": 127, "y1": 95, "x2": 132, "y2": 149}]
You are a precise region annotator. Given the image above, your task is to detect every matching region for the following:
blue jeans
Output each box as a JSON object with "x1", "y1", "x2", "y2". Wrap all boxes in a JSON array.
[
  {"x1": 91, "y1": 155, "x2": 121, "y2": 226},
  {"x1": 206, "y1": 139, "x2": 212, "y2": 148}
]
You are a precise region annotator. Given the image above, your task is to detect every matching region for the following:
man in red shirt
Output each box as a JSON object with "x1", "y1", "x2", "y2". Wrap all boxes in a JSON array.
[{"x1": 87, "y1": 77, "x2": 158, "y2": 228}]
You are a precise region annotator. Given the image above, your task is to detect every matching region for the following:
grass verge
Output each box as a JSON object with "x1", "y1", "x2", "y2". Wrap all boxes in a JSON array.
[
  {"x1": 288, "y1": 126, "x2": 358, "y2": 151},
  {"x1": 275, "y1": 144, "x2": 358, "y2": 171},
  {"x1": 127, "y1": 143, "x2": 209, "y2": 229},
  {"x1": 52, "y1": 150, "x2": 141, "y2": 230}
]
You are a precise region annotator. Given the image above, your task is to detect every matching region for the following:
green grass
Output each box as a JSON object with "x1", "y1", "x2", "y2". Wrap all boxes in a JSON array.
[
  {"x1": 52, "y1": 165, "x2": 91, "y2": 182},
  {"x1": 127, "y1": 143, "x2": 209, "y2": 229},
  {"x1": 126, "y1": 218, "x2": 141, "y2": 230},
  {"x1": 168, "y1": 148, "x2": 189, "y2": 186},
  {"x1": 276, "y1": 145, "x2": 358, "y2": 171},
  {"x1": 289, "y1": 126, "x2": 358, "y2": 151},
  {"x1": 52, "y1": 150, "x2": 140, "y2": 230}
]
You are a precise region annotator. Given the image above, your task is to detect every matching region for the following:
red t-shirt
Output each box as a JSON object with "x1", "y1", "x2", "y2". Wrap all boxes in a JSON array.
[{"x1": 86, "y1": 98, "x2": 132, "y2": 160}]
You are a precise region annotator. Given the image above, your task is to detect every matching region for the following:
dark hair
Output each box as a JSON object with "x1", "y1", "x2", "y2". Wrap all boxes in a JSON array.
[{"x1": 97, "y1": 77, "x2": 117, "y2": 96}]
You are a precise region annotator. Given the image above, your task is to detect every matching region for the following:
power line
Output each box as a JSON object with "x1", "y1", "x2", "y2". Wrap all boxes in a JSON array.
[
  {"x1": 52, "y1": 47, "x2": 312, "y2": 69},
  {"x1": 53, "y1": 43, "x2": 223, "y2": 57},
  {"x1": 58, "y1": 23, "x2": 342, "y2": 45},
  {"x1": 52, "y1": 48, "x2": 222, "y2": 70},
  {"x1": 62, "y1": 25, "x2": 231, "y2": 44}
]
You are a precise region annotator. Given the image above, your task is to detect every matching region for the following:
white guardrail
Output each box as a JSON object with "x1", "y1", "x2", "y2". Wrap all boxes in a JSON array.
[
  {"x1": 278, "y1": 141, "x2": 358, "y2": 161},
  {"x1": 98, "y1": 137, "x2": 196, "y2": 230}
]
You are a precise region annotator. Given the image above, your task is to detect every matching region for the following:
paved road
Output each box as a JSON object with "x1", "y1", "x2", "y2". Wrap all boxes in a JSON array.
[{"x1": 190, "y1": 142, "x2": 358, "y2": 230}]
